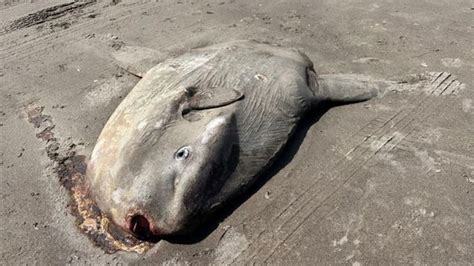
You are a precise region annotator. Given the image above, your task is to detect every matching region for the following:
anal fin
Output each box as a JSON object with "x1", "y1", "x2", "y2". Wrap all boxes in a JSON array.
[{"x1": 112, "y1": 46, "x2": 168, "y2": 78}]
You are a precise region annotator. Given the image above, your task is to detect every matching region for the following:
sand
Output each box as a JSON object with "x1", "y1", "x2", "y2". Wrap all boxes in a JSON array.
[{"x1": 0, "y1": 0, "x2": 472, "y2": 264}]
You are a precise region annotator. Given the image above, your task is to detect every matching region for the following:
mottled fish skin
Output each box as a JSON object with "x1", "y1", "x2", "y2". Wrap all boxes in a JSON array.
[
  {"x1": 87, "y1": 40, "x2": 325, "y2": 236},
  {"x1": 207, "y1": 42, "x2": 318, "y2": 201}
]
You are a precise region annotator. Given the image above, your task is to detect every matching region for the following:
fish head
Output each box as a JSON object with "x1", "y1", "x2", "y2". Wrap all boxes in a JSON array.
[{"x1": 88, "y1": 108, "x2": 238, "y2": 240}]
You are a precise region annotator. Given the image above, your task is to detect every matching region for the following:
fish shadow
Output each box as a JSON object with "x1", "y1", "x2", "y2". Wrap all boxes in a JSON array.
[{"x1": 165, "y1": 102, "x2": 336, "y2": 244}]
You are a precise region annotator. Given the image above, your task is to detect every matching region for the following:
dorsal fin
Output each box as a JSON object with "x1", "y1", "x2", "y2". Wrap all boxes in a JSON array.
[{"x1": 315, "y1": 73, "x2": 395, "y2": 103}]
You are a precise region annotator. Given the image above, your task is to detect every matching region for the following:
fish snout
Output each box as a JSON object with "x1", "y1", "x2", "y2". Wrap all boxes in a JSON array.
[{"x1": 125, "y1": 212, "x2": 162, "y2": 240}]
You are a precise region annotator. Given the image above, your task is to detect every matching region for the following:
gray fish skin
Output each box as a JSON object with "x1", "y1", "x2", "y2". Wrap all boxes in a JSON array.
[{"x1": 87, "y1": 40, "x2": 380, "y2": 237}]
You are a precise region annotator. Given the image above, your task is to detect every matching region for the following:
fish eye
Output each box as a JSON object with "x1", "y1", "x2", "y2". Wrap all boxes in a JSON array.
[{"x1": 175, "y1": 146, "x2": 191, "y2": 160}]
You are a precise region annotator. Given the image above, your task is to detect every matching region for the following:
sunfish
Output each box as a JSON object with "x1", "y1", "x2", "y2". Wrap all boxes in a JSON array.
[{"x1": 87, "y1": 40, "x2": 392, "y2": 239}]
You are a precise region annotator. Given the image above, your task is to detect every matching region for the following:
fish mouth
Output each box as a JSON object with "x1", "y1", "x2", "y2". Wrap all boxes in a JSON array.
[{"x1": 125, "y1": 213, "x2": 162, "y2": 241}]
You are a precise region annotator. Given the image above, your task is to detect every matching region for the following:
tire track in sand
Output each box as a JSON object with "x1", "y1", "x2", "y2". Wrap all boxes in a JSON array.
[{"x1": 230, "y1": 72, "x2": 463, "y2": 264}]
